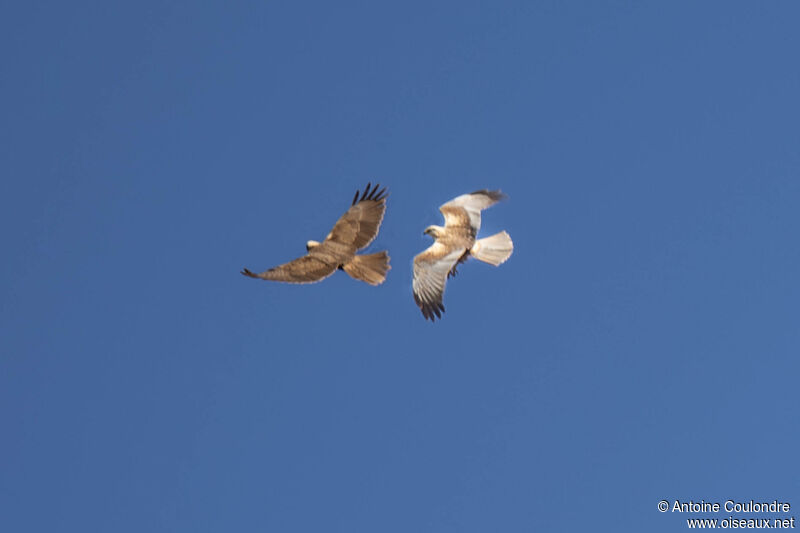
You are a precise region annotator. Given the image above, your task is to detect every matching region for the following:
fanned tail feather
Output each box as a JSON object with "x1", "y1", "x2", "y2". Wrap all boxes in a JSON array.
[
  {"x1": 342, "y1": 251, "x2": 391, "y2": 285},
  {"x1": 470, "y1": 231, "x2": 513, "y2": 266}
]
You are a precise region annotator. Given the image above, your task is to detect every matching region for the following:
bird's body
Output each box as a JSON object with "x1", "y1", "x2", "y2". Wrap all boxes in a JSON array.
[
  {"x1": 413, "y1": 189, "x2": 513, "y2": 321},
  {"x1": 242, "y1": 183, "x2": 390, "y2": 285}
]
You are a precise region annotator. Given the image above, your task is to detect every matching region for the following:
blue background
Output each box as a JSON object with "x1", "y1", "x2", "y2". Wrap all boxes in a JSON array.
[{"x1": 2, "y1": 1, "x2": 798, "y2": 531}]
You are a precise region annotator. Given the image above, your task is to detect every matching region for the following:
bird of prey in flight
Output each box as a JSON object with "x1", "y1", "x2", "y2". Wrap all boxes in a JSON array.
[
  {"x1": 412, "y1": 189, "x2": 513, "y2": 321},
  {"x1": 242, "y1": 183, "x2": 390, "y2": 285}
]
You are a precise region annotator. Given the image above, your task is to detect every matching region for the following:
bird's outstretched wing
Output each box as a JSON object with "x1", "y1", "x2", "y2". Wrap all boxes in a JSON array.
[
  {"x1": 241, "y1": 183, "x2": 388, "y2": 284},
  {"x1": 412, "y1": 242, "x2": 465, "y2": 321},
  {"x1": 440, "y1": 189, "x2": 506, "y2": 235},
  {"x1": 326, "y1": 182, "x2": 388, "y2": 250},
  {"x1": 241, "y1": 253, "x2": 338, "y2": 284}
]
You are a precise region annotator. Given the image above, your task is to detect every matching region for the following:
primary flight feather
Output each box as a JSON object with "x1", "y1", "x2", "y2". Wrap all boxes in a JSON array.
[
  {"x1": 413, "y1": 189, "x2": 513, "y2": 321},
  {"x1": 242, "y1": 183, "x2": 390, "y2": 285}
]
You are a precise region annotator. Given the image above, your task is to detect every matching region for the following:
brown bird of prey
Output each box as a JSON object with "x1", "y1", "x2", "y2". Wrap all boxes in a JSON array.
[
  {"x1": 241, "y1": 183, "x2": 390, "y2": 285},
  {"x1": 412, "y1": 189, "x2": 513, "y2": 321}
]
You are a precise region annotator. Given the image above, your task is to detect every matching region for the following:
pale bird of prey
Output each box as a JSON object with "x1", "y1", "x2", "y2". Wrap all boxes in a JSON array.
[
  {"x1": 241, "y1": 183, "x2": 390, "y2": 285},
  {"x1": 413, "y1": 189, "x2": 513, "y2": 321}
]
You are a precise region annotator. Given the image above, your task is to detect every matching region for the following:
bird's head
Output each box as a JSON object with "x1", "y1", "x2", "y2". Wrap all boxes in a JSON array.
[
  {"x1": 423, "y1": 225, "x2": 443, "y2": 239},
  {"x1": 306, "y1": 240, "x2": 321, "y2": 252}
]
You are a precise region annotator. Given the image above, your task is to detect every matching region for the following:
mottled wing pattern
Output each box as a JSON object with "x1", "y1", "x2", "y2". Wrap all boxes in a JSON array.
[
  {"x1": 412, "y1": 243, "x2": 465, "y2": 321},
  {"x1": 241, "y1": 254, "x2": 337, "y2": 284},
  {"x1": 440, "y1": 189, "x2": 506, "y2": 234},
  {"x1": 327, "y1": 182, "x2": 388, "y2": 250}
]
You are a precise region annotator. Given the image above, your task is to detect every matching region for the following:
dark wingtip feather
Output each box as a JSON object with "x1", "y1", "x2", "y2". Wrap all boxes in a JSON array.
[
  {"x1": 367, "y1": 183, "x2": 379, "y2": 200},
  {"x1": 414, "y1": 289, "x2": 444, "y2": 322},
  {"x1": 469, "y1": 189, "x2": 508, "y2": 202},
  {"x1": 360, "y1": 182, "x2": 372, "y2": 202},
  {"x1": 352, "y1": 182, "x2": 388, "y2": 204},
  {"x1": 419, "y1": 302, "x2": 445, "y2": 322}
]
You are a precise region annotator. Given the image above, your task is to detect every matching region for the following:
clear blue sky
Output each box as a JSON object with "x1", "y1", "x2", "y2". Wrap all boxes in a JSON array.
[{"x1": 2, "y1": 1, "x2": 798, "y2": 531}]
